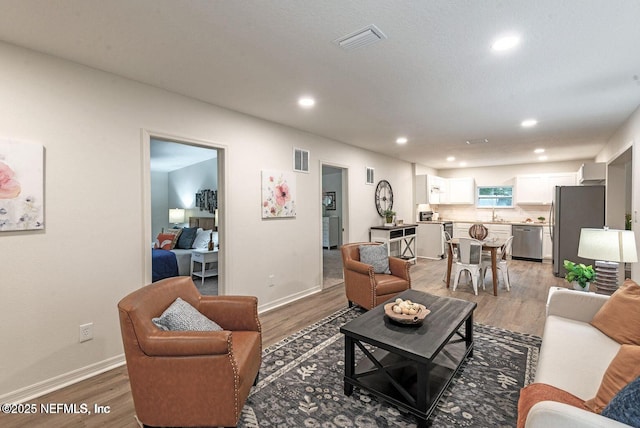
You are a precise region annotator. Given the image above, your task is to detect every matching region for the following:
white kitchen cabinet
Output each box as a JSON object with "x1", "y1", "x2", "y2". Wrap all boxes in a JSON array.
[
  {"x1": 543, "y1": 226, "x2": 552, "y2": 260},
  {"x1": 427, "y1": 175, "x2": 447, "y2": 204},
  {"x1": 428, "y1": 175, "x2": 474, "y2": 205},
  {"x1": 578, "y1": 162, "x2": 605, "y2": 184},
  {"x1": 447, "y1": 177, "x2": 476, "y2": 204},
  {"x1": 486, "y1": 224, "x2": 512, "y2": 241},
  {"x1": 416, "y1": 223, "x2": 445, "y2": 259},
  {"x1": 415, "y1": 175, "x2": 428, "y2": 204},
  {"x1": 515, "y1": 173, "x2": 576, "y2": 205},
  {"x1": 453, "y1": 222, "x2": 474, "y2": 238}
]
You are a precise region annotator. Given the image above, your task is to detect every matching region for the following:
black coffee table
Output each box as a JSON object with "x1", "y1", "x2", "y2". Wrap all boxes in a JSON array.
[{"x1": 340, "y1": 289, "x2": 477, "y2": 428}]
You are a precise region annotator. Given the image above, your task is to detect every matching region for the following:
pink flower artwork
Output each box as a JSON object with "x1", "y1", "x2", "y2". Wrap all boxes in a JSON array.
[
  {"x1": 0, "y1": 161, "x2": 21, "y2": 199},
  {"x1": 261, "y1": 170, "x2": 296, "y2": 218},
  {"x1": 0, "y1": 140, "x2": 44, "y2": 231}
]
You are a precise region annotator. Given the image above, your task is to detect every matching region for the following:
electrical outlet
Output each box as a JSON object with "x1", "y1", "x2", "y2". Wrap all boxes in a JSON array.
[
  {"x1": 79, "y1": 323, "x2": 93, "y2": 343},
  {"x1": 268, "y1": 274, "x2": 275, "y2": 287}
]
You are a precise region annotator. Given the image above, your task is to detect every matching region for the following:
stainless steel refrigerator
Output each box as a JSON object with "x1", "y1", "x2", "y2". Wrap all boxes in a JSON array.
[{"x1": 551, "y1": 185, "x2": 605, "y2": 276}]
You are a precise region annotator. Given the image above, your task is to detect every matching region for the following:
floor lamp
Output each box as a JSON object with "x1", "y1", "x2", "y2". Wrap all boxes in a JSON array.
[{"x1": 577, "y1": 227, "x2": 638, "y2": 294}]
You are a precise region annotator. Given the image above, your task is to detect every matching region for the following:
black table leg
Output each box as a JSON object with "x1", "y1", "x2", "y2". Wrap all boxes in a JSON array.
[{"x1": 344, "y1": 335, "x2": 354, "y2": 395}]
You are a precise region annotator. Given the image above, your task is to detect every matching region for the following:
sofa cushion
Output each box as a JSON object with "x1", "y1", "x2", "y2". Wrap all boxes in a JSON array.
[
  {"x1": 584, "y1": 345, "x2": 640, "y2": 413},
  {"x1": 176, "y1": 227, "x2": 198, "y2": 249},
  {"x1": 517, "y1": 383, "x2": 590, "y2": 428},
  {"x1": 152, "y1": 297, "x2": 223, "y2": 332},
  {"x1": 602, "y1": 375, "x2": 640, "y2": 426},
  {"x1": 359, "y1": 244, "x2": 390, "y2": 274},
  {"x1": 591, "y1": 279, "x2": 640, "y2": 345},
  {"x1": 154, "y1": 233, "x2": 180, "y2": 250},
  {"x1": 534, "y1": 315, "x2": 620, "y2": 399}
]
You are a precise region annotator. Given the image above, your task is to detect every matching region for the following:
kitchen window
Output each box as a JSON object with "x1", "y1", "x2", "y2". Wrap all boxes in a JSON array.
[{"x1": 477, "y1": 186, "x2": 513, "y2": 208}]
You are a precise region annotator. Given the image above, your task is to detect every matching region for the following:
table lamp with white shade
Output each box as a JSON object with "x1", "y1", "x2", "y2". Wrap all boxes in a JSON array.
[
  {"x1": 169, "y1": 208, "x2": 185, "y2": 226},
  {"x1": 577, "y1": 227, "x2": 638, "y2": 294}
]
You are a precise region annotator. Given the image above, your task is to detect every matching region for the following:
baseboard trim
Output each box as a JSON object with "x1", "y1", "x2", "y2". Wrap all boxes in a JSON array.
[
  {"x1": 258, "y1": 286, "x2": 322, "y2": 314},
  {"x1": 0, "y1": 354, "x2": 126, "y2": 404}
]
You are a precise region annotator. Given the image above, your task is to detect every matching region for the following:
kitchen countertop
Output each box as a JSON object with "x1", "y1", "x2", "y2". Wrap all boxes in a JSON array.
[{"x1": 419, "y1": 220, "x2": 549, "y2": 226}]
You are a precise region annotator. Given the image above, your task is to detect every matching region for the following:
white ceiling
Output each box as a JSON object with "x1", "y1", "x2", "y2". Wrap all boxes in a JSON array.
[
  {"x1": 1, "y1": 0, "x2": 639, "y2": 169},
  {"x1": 150, "y1": 139, "x2": 217, "y2": 172}
]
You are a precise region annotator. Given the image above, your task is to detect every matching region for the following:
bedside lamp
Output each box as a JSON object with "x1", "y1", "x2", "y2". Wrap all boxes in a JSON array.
[
  {"x1": 169, "y1": 208, "x2": 185, "y2": 226},
  {"x1": 577, "y1": 227, "x2": 637, "y2": 294}
]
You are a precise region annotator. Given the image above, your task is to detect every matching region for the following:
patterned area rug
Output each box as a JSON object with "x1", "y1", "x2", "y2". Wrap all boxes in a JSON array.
[{"x1": 239, "y1": 306, "x2": 541, "y2": 428}]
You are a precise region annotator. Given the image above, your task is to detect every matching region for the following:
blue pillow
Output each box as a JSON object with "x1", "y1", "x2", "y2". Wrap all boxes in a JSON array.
[
  {"x1": 176, "y1": 227, "x2": 198, "y2": 249},
  {"x1": 602, "y1": 375, "x2": 640, "y2": 427}
]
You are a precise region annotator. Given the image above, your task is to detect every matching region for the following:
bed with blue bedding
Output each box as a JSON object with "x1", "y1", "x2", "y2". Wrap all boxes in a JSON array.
[
  {"x1": 152, "y1": 249, "x2": 179, "y2": 282},
  {"x1": 151, "y1": 217, "x2": 219, "y2": 282}
]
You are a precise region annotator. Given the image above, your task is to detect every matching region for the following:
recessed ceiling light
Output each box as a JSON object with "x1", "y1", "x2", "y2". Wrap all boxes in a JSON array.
[
  {"x1": 446, "y1": 156, "x2": 455, "y2": 162},
  {"x1": 538, "y1": 155, "x2": 548, "y2": 161},
  {"x1": 521, "y1": 118, "x2": 538, "y2": 128},
  {"x1": 534, "y1": 148, "x2": 545, "y2": 154},
  {"x1": 459, "y1": 161, "x2": 467, "y2": 167},
  {"x1": 298, "y1": 96, "x2": 315, "y2": 108},
  {"x1": 491, "y1": 34, "x2": 521, "y2": 52},
  {"x1": 396, "y1": 137, "x2": 408, "y2": 144}
]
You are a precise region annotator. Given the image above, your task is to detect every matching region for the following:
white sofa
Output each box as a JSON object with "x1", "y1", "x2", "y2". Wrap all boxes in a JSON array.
[{"x1": 525, "y1": 288, "x2": 631, "y2": 428}]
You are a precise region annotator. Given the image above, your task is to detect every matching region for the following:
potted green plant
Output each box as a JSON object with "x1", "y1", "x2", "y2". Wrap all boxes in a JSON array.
[
  {"x1": 563, "y1": 260, "x2": 595, "y2": 291},
  {"x1": 537, "y1": 216, "x2": 546, "y2": 223},
  {"x1": 382, "y1": 209, "x2": 396, "y2": 224}
]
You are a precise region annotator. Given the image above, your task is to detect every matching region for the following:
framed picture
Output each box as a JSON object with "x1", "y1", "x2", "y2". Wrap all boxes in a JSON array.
[
  {"x1": 0, "y1": 140, "x2": 44, "y2": 231},
  {"x1": 324, "y1": 191, "x2": 336, "y2": 210},
  {"x1": 262, "y1": 170, "x2": 296, "y2": 218}
]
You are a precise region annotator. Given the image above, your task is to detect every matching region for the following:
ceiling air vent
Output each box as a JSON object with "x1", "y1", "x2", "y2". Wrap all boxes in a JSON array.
[
  {"x1": 334, "y1": 24, "x2": 387, "y2": 51},
  {"x1": 465, "y1": 138, "x2": 489, "y2": 145}
]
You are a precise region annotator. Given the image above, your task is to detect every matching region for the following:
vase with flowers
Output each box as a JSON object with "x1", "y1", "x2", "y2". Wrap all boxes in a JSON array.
[{"x1": 563, "y1": 259, "x2": 595, "y2": 291}]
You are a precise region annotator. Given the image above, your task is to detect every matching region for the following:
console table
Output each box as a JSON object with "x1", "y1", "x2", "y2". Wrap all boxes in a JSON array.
[{"x1": 370, "y1": 224, "x2": 417, "y2": 262}]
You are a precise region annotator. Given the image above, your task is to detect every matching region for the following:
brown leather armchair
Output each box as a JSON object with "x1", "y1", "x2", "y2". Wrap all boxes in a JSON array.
[
  {"x1": 117, "y1": 276, "x2": 261, "y2": 428},
  {"x1": 341, "y1": 242, "x2": 411, "y2": 310}
]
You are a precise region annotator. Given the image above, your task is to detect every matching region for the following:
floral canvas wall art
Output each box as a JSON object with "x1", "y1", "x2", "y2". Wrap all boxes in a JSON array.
[
  {"x1": 262, "y1": 170, "x2": 296, "y2": 218},
  {"x1": 0, "y1": 140, "x2": 44, "y2": 231}
]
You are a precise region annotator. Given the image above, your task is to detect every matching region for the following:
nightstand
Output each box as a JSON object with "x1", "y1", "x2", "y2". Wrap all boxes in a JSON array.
[{"x1": 190, "y1": 249, "x2": 218, "y2": 286}]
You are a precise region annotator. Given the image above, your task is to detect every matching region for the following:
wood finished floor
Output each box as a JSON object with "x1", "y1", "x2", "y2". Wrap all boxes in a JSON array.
[{"x1": 1, "y1": 257, "x2": 567, "y2": 428}]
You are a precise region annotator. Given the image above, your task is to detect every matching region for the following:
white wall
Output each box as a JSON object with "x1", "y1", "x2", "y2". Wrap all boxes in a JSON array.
[
  {"x1": 0, "y1": 42, "x2": 413, "y2": 400},
  {"x1": 596, "y1": 105, "x2": 640, "y2": 279},
  {"x1": 150, "y1": 171, "x2": 169, "y2": 237}
]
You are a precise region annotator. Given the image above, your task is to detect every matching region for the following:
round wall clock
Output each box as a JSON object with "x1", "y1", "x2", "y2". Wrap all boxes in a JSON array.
[{"x1": 375, "y1": 180, "x2": 393, "y2": 217}]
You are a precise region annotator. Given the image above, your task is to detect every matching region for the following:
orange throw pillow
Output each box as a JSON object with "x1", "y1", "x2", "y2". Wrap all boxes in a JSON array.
[
  {"x1": 584, "y1": 345, "x2": 640, "y2": 413},
  {"x1": 591, "y1": 279, "x2": 640, "y2": 345},
  {"x1": 517, "y1": 383, "x2": 590, "y2": 428},
  {"x1": 154, "y1": 233, "x2": 178, "y2": 250}
]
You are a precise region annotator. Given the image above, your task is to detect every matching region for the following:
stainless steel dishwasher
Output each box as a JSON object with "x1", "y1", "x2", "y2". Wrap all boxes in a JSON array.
[{"x1": 512, "y1": 224, "x2": 543, "y2": 261}]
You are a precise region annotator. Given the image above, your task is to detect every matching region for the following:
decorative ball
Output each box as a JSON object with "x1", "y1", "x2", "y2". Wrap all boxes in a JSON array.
[{"x1": 469, "y1": 224, "x2": 488, "y2": 240}]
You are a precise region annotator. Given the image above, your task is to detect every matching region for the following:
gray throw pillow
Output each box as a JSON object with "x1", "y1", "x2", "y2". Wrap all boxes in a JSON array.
[
  {"x1": 152, "y1": 297, "x2": 223, "y2": 331},
  {"x1": 359, "y1": 244, "x2": 391, "y2": 274}
]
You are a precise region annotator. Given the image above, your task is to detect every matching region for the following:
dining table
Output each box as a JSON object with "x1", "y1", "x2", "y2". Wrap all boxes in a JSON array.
[{"x1": 445, "y1": 237, "x2": 506, "y2": 296}]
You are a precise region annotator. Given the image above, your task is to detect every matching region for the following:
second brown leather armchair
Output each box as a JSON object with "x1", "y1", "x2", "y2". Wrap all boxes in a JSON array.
[
  {"x1": 118, "y1": 276, "x2": 261, "y2": 427},
  {"x1": 341, "y1": 242, "x2": 411, "y2": 310}
]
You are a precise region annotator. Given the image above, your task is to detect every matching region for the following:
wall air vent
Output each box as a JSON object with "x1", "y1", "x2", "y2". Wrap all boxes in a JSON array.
[
  {"x1": 465, "y1": 138, "x2": 489, "y2": 145},
  {"x1": 293, "y1": 147, "x2": 309, "y2": 173},
  {"x1": 334, "y1": 24, "x2": 387, "y2": 51}
]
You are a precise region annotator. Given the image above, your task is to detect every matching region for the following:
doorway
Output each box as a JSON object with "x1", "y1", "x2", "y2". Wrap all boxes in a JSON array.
[
  {"x1": 607, "y1": 146, "x2": 633, "y2": 278},
  {"x1": 321, "y1": 163, "x2": 348, "y2": 288},
  {"x1": 142, "y1": 131, "x2": 226, "y2": 294}
]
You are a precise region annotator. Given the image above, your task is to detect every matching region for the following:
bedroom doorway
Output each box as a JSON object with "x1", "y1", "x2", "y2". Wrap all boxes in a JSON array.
[
  {"x1": 321, "y1": 163, "x2": 348, "y2": 289},
  {"x1": 143, "y1": 131, "x2": 226, "y2": 295}
]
